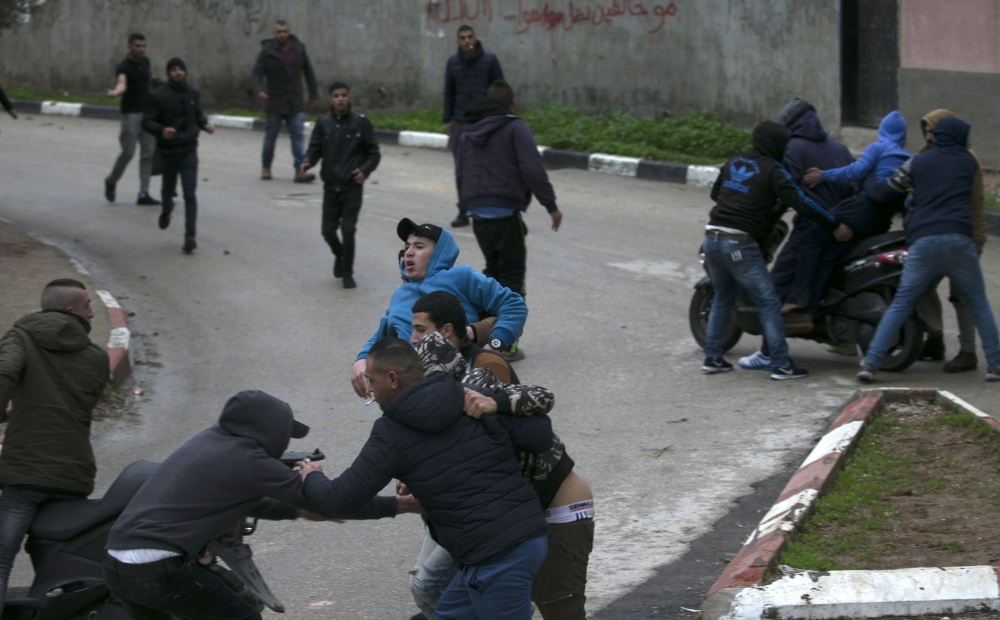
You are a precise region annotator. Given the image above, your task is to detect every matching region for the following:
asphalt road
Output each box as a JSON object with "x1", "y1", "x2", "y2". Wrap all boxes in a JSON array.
[{"x1": 1, "y1": 115, "x2": 998, "y2": 619}]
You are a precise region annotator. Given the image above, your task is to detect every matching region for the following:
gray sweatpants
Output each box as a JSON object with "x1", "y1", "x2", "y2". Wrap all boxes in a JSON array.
[{"x1": 106, "y1": 112, "x2": 155, "y2": 194}]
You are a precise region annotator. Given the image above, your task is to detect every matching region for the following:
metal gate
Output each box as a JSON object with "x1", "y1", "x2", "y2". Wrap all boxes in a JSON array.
[{"x1": 842, "y1": 0, "x2": 899, "y2": 127}]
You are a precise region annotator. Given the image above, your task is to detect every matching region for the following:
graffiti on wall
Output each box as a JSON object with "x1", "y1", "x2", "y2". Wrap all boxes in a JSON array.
[
  {"x1": 427, "y1": 0, "x2": 677, "y2": 35},
  {"x1": 93, "y1": 0, "x2": 268, "y2": 36}
]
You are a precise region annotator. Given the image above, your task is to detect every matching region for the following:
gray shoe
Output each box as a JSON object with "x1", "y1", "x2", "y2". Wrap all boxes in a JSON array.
[
  {"x1": 987, "y1": 364, "x2": 1000, "y2": 382},
  {"x1": 857, "y1": 360, "x2": 877, "y2": 382}
]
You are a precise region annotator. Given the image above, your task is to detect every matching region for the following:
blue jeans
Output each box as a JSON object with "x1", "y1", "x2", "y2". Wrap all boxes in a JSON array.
[
  {"x1": 434, "y1": 535, "x2": 547, "y2": 620},
  {"x1": 865, "y1": 234, "x2": 1000, "y2": 367},
  {"x1": 261, "y1": 111, "x2": 305, "y2": 170},
  {"x1": 0, "y1": 485, "x2": 87, "y2": 612},
  {"x1": 703, "y1": 236, "x2": 790, "y2": 368}
]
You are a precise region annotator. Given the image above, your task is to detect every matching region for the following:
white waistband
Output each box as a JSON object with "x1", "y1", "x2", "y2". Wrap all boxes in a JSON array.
[{"x1": 544, "y1": 499, "x2": 595, "y2": 524}]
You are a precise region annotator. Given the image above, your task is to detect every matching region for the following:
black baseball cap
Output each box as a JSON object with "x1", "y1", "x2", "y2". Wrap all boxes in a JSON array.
[
  {"x1": 291, "y1": 419, "x2": 310, "y2": 439},
  {"x1": 397, "y1": 218, "x2": 443, "y2": 244}
]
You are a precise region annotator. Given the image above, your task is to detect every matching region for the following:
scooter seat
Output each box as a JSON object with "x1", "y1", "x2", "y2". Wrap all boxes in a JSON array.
[
  {"x1": 839, "y1": 230, "x2": 907, "y2": 264},
  {"x1": 28, "y1": 460, "x2": 159, "y2": 542}
]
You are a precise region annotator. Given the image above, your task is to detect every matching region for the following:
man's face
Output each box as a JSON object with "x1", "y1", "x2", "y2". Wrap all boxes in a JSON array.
[
  {"x1": 273, "y1": 24, "x2": 290, "y2": 46},
  {"x1": 128, "y1": 39, "x2": 146, "y2": 60},
  {"x1": 364, "y1": 363, "x2": 398, "y2": 411},
  {"x1": 410, "y1": 312, "x2": 458, "y2": 347},
  {"x1": 403, "y1": 234, "x2": 435, "y2": 281},
  {"x1": 71, "y1": 290, "x2": 95, "y2": 325},
  {"x1": 924, "y1": 127, "x2": 935, "y2": 144},
  {"x1": 329, "y1": 88, "x2": 351, "y2": 113},
  {"x1": 458, "y1": 29, "x2": 477, "y2": 55},
  {"x1": 168, "y1": 66, "x2": 186, "y2": 84}
]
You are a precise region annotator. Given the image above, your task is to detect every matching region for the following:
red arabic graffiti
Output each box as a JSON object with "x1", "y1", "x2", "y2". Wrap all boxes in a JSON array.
[
  {"x1": 426, "y1": 0, "x2": 494, "y2": 24},
  {"x1": 505, "y1": 0, "x2": 677, "y2": 34}
]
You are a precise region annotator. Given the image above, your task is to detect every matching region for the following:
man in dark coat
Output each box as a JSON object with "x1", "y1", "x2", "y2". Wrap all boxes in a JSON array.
[
  {"x1": 301, "y1": 81, "x2": 380, "y2": 289},
  {"x1": 301, "y1": 338, "x2": 551, "y2": 619},
  {"x1": 252, "y1": 20, "x2": 319, "y2": 182},
  {"x1": 142, "y1": 57, "x2": 215, "y2": 254},
  {"x1": 443, "y1": 24, "x2": 504, "y2": 228},
  {"x1": 0, "y1": 279, "x2": 109, "y2": 612}
]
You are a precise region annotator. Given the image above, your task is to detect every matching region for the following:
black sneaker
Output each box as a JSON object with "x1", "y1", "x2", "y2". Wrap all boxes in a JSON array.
[
  {"x1": 104, "y1": 179, "x2": 115, "y2": 203},
  {"x1": 342, "y1": 274, "x2": 357, "y2": 289},
  {"x1": 182, "y1": 237, "x2": 197, "y2": 254},
  {"x1": 701, "y1": 357, "x2": 733, "y2": 374},
  {"x1": 771, "y1": 363, "x2": 809, "y2": 380},
  {"x1": 919, "y1": 334, "x2": 945, "y2": 361},
  {"x1": 450, "y1": 215, "x2": 470, "y2": 228},
  {"x1": 856, "y1": 360, "x2": 877, "y2": 382},
  {"x1": 158, "y1": 206, "x2": 173, "y2": 230},
  {"x1": 333, "y1": 255, "x2": 344, "y2": 279},
  {"x1": 136, "y1": 192, "x2": 160, "y2": 206}
]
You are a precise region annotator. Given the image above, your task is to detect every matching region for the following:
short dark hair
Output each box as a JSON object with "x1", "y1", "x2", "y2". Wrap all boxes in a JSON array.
[
  {"x1": 368, "y1": 338, "x2": 423, "y2": 377},
  {"x1": 44, "y1": 278, "x2": 86, "y2": 291},
  {"x1": 457, "y1": 24, "x2": 474, "y2": 35},
  {"x1": 274, "y1": 20, "x2": 289, "y2": 27},
  {"x1": 412, "y1": 291, "x2": 468, "y2": 336},
  {"x1": 40, "y1": 279, "x2": 87, "y2": 312},
  {"x1": 329, "y1": 81, "x2": 350, "y2": 94},
  {"x1": 487, "y1": 80, "x2": 514, "y2": 109},
  {"x1": 128, "y1": 33, "x2": 145, "y2": 45}
]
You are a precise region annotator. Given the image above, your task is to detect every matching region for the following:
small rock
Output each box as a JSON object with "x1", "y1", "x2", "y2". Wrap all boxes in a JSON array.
[{"x1": 133, "y1": 388, "x2": 143, "y2": 396}]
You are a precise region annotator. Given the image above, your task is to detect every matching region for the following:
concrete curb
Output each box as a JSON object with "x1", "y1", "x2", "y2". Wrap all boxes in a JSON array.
[
  {"x1": 703, "y1": 387, "x2": 1000, "y2": 620},
  {"x1": 0, "y1": 217, "x2": 132, "y2": 388},
  {"x1": 12, "y1": 98, "x2": 721, "y2": 187}
]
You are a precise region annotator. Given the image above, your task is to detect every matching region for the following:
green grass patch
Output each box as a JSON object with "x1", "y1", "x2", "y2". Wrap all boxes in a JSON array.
[
  {"x1": 986, "y1": 191, "x2": 1000, "y2": 212},
  {"x1": 366, "y1": 108, "x2": 443, "y2": 133},
  {"x1": 5, "y1": 83, "x2": 110, "y2": 107},
  {"x1": 219, "y1": 107, "x2": 264, "y2": 119}
]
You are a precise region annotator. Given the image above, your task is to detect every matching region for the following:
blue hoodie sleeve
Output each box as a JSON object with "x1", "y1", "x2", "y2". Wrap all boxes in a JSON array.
[
  {"x1": 357, "y1": 314, "x2": 392, "y2": 361},
  {"x1": 460, "y1": 269, "x2": 528, "y2": 348},
  {"x1": 821, "y1": 142, "x2": 881, "y2": 185}
]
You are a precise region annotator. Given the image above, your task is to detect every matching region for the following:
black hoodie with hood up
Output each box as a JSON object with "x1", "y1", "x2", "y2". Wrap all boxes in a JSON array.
[
  {"x1": 708, "y1": 121, "x2": 842, "y2": 246},
  {"x1": 108, "y1": 390, "x2": 396, "y2": 558}
]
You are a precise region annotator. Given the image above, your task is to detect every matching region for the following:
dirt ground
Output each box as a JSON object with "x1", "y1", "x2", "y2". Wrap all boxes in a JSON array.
[{"x1": 822, "y1": 399, "x2": 1000, "y2": 569}]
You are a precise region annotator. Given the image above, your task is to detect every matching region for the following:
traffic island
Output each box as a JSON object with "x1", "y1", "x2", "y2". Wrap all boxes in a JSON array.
[{"x1": 703, "y1": 388, "x2": 1000, "y2": 620}]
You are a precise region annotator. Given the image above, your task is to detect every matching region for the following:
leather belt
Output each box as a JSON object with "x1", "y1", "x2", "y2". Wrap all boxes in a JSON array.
[{"x1": 705, "y1": 230, "x2": 751, "y2": 242}]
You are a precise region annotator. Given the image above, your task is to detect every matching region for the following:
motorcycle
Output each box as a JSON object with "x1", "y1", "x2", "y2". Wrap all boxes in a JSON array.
[
  {"x1": 3, "y1": 449, "x2": 325, "y2": 619},
  {"x1": 688, "y1": 222, "x2": 942, "y2": 372}
]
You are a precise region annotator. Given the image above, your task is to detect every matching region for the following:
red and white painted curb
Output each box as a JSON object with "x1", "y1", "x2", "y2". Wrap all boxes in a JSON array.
[{"x1": 703, "y1": 388, "x2": 1000, "y2": 620}]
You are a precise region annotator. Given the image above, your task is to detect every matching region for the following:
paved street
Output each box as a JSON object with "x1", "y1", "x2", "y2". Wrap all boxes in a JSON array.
[{"x1": 1, "y1": 115, "x2": 998, "y2": 619}]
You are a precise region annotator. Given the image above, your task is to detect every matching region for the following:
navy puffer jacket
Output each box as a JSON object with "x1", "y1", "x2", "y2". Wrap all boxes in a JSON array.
[
  {"x1": 301, "y1": 372, "x2": 550, "y2": 565},
  {"x1": 443, "y1": 41, "x2": 504, "y2": 124}
]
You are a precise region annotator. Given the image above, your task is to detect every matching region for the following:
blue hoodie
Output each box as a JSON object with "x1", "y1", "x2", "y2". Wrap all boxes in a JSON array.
[
  {"x1": 820, "y1": 111, "x2": 910, "y2": 185},
  {"x1": 887, "y1": 116, "x2": 977, "y2": 245},
  {"x1": 357, "y1": 229, "x2": 528, "y2": 359}
]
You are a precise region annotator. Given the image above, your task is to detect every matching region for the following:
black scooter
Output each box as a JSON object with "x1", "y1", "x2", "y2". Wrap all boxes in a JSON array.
[
  {"x1": 3, "y1": 449, "x2": 324, "y2": 619},
  {"x1": 689, "y1": 222, "x2": 941, "y2": 372}
]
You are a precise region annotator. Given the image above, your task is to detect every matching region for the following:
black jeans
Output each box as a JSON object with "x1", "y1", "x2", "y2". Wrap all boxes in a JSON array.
[
  {"x1": 160, "y1": 150, "x2": 199, "y2": 239},
  {"x1": 0, "y1": 485, "x2": 86, "y2": 611},
  {"x1": 447, "y1": 121, "x2": 465, "y2": 217},
  {"x1": 321, "y1": 184, "x2": 363, "y2": 274},
  {"x1": 472, "y1": 214, "x2": 527, "y2": 297},
  {"x1": 104, "y1": 555, "x2": 261, "y2": 620},
  {"x1": 532, "y1": 518, "x2": 595, "y2": 620}
]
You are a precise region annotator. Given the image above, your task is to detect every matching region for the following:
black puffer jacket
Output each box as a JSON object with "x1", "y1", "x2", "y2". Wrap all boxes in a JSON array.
[
  {"x1": 250, "y1": 36, "x2": 319, "y2": 115},
  {"x1": 304, "y1": 108, "x2": 381, "y2": 188},
  {"x1": 142, "y1": 81, "x2": 209, "y2": 155},
  {"x1": 301, "y1": 372, "x2": 550, "y2": 565},
  {"x1": 443, "y1": 41, "x2": 504, "y2": 124}
]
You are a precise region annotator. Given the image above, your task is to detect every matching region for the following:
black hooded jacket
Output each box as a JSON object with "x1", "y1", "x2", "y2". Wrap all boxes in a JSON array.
[
  {"x1": 142, "y1": 81, "x2": 209, "y2": 155},
  {"x1": 785, "y1": 110, "x2": 856, "y2": 210},
  {"x1": 108, "y1": 391, "x2": 396, "y2": 558},
  {"x1": 709, "y1": 121, "x2": 842, "y2": 246},
  {"x1": 443, "y1": 41, "x2": 504, "y2": 124},
  {"x1": 302, "y1": 372, "x2": 551, "y2": 566}
]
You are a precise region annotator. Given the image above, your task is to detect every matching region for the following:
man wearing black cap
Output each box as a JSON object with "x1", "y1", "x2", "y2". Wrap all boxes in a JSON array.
[
  {"x1": 142, "y1": 57, "x2": 215, "y2": 254},
  {"x1": 350, "y1": 218, "x2": 528, "y2": 398},
  {"x1": 104, "y1": 389, "x2": 418, "y2": 619},
  {"x1": 301, "y1": 81, "x2": 380, "y2": 288}
]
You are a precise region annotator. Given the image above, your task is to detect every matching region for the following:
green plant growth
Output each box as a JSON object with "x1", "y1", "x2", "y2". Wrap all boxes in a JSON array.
[
  {"x1": 986, "y1": 189, "x2": 1000, "y2": 212},
  {"x1": 777, "y1": 408, "x2": 1000, "y2": 572},
  {"x1": 5, "y1": 83, "x2": 111, "y2": 107}
]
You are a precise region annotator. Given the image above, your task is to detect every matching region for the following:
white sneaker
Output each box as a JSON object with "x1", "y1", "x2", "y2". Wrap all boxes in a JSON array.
[{"x1": 739, "y1": 350, "x2": 773, "y2": 370}]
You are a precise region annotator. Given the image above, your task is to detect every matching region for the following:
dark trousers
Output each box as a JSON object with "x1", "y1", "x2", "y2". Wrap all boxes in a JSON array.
[
  {"x1": 532, "y1": 518, "x2": 595, "y2": 620},
  {"x1": 321, "y1": 184, "x2": 363, "y2": 274},
  {"x1": 472, "y1": 214, "x2": 527, "y2": 297},
  {"x1": 447, "y1": 121, "x2": 465, "y2": 217},
  {"x1": 0, "y1": 485, "x2": 86, "y2": 612},
  {"x1": 160, "y1": 150, "x2": 199, "y2": 239},
  {"x1": 103, "y1": 555, "x2": 261, "y2": 620}
]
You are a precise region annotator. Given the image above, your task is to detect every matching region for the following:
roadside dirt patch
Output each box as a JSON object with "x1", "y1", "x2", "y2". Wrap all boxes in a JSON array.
[{"x1": 779, "y1": 399, "x2": 1000, "y2": 570}]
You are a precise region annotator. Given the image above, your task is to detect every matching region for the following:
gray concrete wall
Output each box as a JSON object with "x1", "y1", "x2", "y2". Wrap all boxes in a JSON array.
[
  {"x1": 899, "y1": 67, "x2": 1000, "y2": 169},
  {"x1": 0, "y1": 0, "x2": 842, "y2": 130}
]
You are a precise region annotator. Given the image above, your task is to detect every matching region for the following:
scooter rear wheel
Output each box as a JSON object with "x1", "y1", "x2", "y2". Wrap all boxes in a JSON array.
[
  {"x1": 861, "y1": 315, "x2": 924, "y2": 373},
  {"x1": 689, "y1": 283, "x2": 743, "y2": 352}
]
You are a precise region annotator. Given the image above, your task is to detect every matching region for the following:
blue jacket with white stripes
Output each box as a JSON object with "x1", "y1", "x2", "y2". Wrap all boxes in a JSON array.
[{"x1": 708, "y1": 120, "x2": 842, "y2": 247}]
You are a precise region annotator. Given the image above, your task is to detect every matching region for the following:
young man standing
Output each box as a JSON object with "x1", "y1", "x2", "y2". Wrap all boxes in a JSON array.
[
  {"x1": 251, "y1": 19, "x2": 319, "y2": 182},
  {"x1": 301, "y1": 81, "x2": 380, "y2": 289},
  {"x1": 143, "y1": 57, "x2": 215, "y2": 254},
  {"x1": 0, "y1": 279, "x2": 109, "y2": 612},
  {"x1": 104, "y1": 33, "x2": 159, "y2": 205},
  {"x1": 443, "y1": 24, "x2": 504, "y2": 227}
]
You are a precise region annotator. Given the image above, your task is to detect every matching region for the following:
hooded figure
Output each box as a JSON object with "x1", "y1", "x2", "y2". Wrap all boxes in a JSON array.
[
  {"x1": 818, "y1": 111, "x2": 910, "y2": 186},
  {"x1": 782, "y1": 105, "x2": 856, "y2": 210},
  {"x1": 107, "y1": 390, "x2": 396, "y2": 561},
  {"x1": 357, "y1": 225, "x2": 528, "y2": 360}
]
